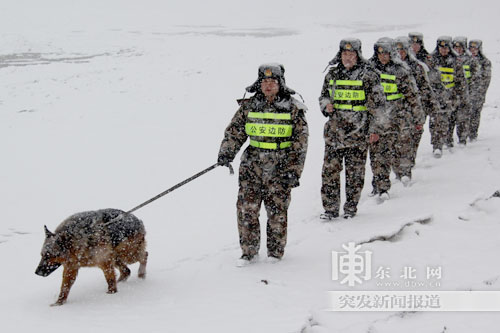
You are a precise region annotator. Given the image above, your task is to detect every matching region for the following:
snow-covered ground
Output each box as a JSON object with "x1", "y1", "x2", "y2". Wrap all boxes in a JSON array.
[{"x1": 1, "y1": 1, "x2": 500, "y2": 332}]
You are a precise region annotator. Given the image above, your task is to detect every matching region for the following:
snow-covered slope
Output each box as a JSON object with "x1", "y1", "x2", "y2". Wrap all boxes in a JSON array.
[{"x1": 1, "y1": 1, "x2": 499, "y2": 332}]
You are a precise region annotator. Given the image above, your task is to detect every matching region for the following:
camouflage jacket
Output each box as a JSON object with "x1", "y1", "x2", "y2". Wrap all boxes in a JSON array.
[
  {"x1": 218, "y1": 93, "x2": 308, "y2": 183},
  {"x1": 415, "y1": 49, "x2": 435, "y2": 68},
  {"x1": 470, "y1": 54, "x2": 492, "y2": 105},
  {"x1": 404, "y1": 57, "x2": 440, "y2": 116},
  {"x1": 369, "y1": 58, "x2": 426, "y2": 128},
  {"x1": 428, "y1": 53, "x2": 468, "y2": 112},
  {"x1": 319, "y1": 61, "x2": 386, "y2": 150}
]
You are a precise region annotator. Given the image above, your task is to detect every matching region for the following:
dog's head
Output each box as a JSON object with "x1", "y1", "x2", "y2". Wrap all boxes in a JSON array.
[{"x1": 35, "y1": 226, "x2": 63, "y2": 277}]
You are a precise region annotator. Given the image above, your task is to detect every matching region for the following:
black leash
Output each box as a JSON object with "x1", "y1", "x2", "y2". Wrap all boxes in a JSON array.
[
  {"x1": 126, "y1": 162, "x2": 233, "y2": 214},
  {"x1": 100, "y1": 162, "x2": 233, "y2": 227}
]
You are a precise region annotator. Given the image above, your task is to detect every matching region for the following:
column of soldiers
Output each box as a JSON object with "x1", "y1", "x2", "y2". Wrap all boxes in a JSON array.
[
  {"x1": 407, "y1": 33, "x2": 492, "y2": 152},
  {"x1": 319, "y1": 33, "x2": 491, "y2": 220},
  {"x1": 217, "y1": 33, "x2": 491, "y2": 265}
]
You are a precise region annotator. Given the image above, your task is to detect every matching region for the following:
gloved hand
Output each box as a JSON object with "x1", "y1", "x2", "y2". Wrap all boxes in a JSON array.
[
  {"x1": 369, "y1": 133, "x2": 380, "y2": 144},
  {"x1": 281, "y1": 172, "x2": 300, "y2": 188},
  {"x1": 217, "y1": 154, "x2": 232, "y2": 168}
]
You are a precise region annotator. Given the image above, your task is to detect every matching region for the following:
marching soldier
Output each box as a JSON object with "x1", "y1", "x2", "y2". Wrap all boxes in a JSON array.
[
  {"x1": 449, "y1": 36, "x2": 475, "y2": 146},
  {"x1": 468, "y1": 39, "x2": 492, "y2": 141},
  {"x1": 368, "y1": 37, "x2": 425, "y2": 190},
  {"x1": 394, "y1": 36, "x2": 440, "y2": 167},
  {"x1": 217, "y1": 63, "x2": 308, "y2": 266},
  {"x1": 428, "y1": 36, "x2": 468, "y2": 157},
  {"x1": 319, "y1": 38, "x2": 385, "y2": 219}
]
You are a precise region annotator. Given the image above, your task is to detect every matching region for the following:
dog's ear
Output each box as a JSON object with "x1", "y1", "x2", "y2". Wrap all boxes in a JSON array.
[{"x1": 44, "y1": 225, "x2": 55, "y2": 238}]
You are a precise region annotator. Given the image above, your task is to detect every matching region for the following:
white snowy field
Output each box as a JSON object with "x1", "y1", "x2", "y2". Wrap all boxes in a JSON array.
[{"x1": 1, "y1": 0, "x2": 500, "y2": 332}]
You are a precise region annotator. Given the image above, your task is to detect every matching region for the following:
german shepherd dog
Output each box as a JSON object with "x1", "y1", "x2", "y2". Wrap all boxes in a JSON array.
[{"x1": 35, "y1": 209, "x2": 148, "y2": 306}]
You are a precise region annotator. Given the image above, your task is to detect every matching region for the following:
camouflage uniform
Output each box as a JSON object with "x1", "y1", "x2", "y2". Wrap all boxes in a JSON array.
[
  {"x1": 468, "y1": 39, "x2": 492, "y2": 141},
  {"x1": 218, "y1": 64, "x2": 308, "y2": 259},
  {"x1": 368, "y1": 38, "x2": 425, "y2": 190},
  {"x1": 447, "y1": 37, "x2": 477, "y2": 145},
  {"x1": 427, "y1": 36, "x2": 468, "y2": 155},
  {"x1": 395, "y1": 36, "x2": 440, "y2": 168},
  {"x1": 319, "y1": 39, "x2": 385, "y2": 218}
]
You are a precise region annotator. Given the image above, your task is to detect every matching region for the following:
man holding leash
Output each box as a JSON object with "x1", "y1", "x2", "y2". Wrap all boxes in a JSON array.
[{"x1": 217, "y1": 64, "x2": 308, "y2": 267}]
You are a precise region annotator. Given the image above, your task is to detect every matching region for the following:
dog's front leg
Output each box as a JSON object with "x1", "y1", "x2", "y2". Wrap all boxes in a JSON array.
[
  {"x1": 100, "y1": 260, "x2": 118, "y2": 294},
  {"x1": 53, "y1": 265, "x2": 78, "y2": 306}
]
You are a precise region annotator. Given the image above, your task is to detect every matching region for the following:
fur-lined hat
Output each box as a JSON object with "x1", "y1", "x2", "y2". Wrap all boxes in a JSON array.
[
  {"x1": 408, "y1": 32, "x2": 425, "y2": 45},
  {"x1": 468, "y1": 39, "x2": 485, "y2": 56},
  {"x1": 327, "y1": 38, "x2": 365, "y2": 67},
  {"x1": 246, "y1": 63, "x2": 295, "y2": 95}
]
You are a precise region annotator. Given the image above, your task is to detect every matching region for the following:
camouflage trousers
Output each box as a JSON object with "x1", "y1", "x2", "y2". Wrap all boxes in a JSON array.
[
  {"x1": 468, "y1": 102, "x2": 484, "y2": 140},
  {"x1": 447, "y1": 104, "x2": 470, "y2": 144},
  {"x1": 392, "y1": 126, "x2": 415, "y2": 179},
  {"x1": 429, "y1": 110, "x2": 450, "y2": 150},
  {"x1": 237, "y1": 183, "x2": 291, "y2": 259},
  {"x1": 369, "y1": 132, "x2": 396, "y2": 193},
  {"x1": 321, "y1": 145, "x2": 367, "y2": 215},
  {"x1": 410, "y1": 118, "x2": 426, "y2": 168},
  {"x1": 370, "y1": 126, "x2": 414, "y2": 191}
]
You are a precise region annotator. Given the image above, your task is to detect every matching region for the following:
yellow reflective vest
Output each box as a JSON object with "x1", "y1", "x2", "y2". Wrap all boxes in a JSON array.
[
  {"x1": 328, "y1": 79, "x2": 368, "y2": 111},
  {"x1": 245, "y1": 111, "x2": 293, "y2": 150},
  {"x1": 439, "y1": 67, "x2": 455, "y2": 89},
  {"x1": 380, "y1": 73, "x2": 404, "y2": 101}
]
